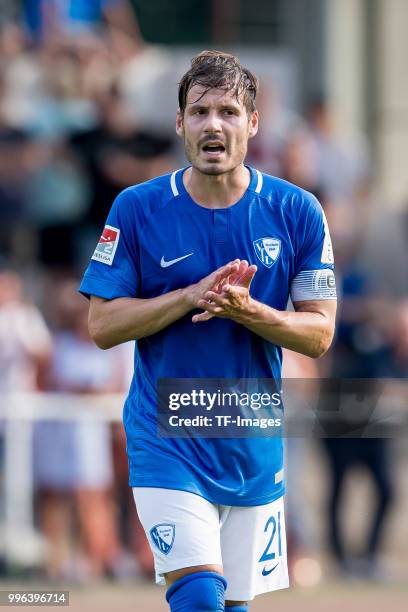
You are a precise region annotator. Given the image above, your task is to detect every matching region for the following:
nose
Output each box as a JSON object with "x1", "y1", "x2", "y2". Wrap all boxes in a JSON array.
[{"x1": 203, "y1": 111, "x2": 222, "y2": 133}]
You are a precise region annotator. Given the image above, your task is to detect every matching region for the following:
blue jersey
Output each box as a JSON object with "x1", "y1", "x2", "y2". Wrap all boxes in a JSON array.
[{"x1": 79, "y1": 167, "x2": 336, "y2": 506}]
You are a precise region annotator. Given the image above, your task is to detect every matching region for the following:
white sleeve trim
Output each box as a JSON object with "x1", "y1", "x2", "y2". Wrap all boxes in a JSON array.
[{"x1": 291, "y1": 269, "x2": 337, "y2": 302}]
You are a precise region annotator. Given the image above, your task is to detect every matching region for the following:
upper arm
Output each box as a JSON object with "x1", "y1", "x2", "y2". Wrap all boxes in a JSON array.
[
  {"x1": 289, "y1": 194, "x2": 338, "y2": 352},
  {"x1": 293, "y1": 193, "x2": 334, "y2": 273},
  {"x1": 290, "y1": 192, "x2": 337, "y2": 332}
]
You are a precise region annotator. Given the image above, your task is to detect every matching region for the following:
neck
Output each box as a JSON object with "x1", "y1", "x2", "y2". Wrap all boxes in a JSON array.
[{"x1": 183, "y1": 164, "x2": 250, "y2": 209}]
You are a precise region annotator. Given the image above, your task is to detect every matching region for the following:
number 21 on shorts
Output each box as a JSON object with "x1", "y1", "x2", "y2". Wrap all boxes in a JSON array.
[{"x1": 259, "y1": 511, "x2": 282, "y2": 576}]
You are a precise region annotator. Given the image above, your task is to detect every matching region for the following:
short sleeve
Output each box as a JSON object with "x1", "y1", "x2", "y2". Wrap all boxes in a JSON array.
[
  {"x1": 79, "y1": 189, "x2": 140, "y2": 300},
  {"x1": 291, "y1": 193, "x2": 337, "y2": 302}
]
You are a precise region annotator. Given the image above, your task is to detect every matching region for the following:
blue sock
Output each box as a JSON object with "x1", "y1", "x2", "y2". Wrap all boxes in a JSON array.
[
  {"x1": 166, "y1": 571, "x2": 227, "y2": 611},
  {"x1": 225, "y1": 606, "x2": 249, "y2": 612}
]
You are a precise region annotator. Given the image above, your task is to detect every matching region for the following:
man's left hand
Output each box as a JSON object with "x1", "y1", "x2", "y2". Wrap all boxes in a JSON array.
[{"x1": 192, "y1": 264, "x2": 257, "y2": 323}]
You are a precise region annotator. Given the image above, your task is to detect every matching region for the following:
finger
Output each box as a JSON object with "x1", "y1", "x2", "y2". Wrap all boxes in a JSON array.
[
  {"x1": 212, "y1": 265, "x2": 239, "y2": 292},
  {"x1": 208, "y1": 261, "x2": 240, "y2": 294},
  {"x1": 221, "y1": 284, "x2": 239, "y2": 295},
  {"x1": 212, "y1": 271, "x2": 223, "y2": 287},
  {"x1": 237, "y1": 259, "x2": 249, "y2": 277},
  {"x1": 218, "y1": 275, "x2": 231, "y2": 292},
  {"x1": 215, "y1": 262, "x2": 238, "y2": 282},
  {"x1": 221, "y1": 285, "x2": 246, "y2": 299},
  {"x1": 229, "y1": 263, "x2": 240, "y2": 276},
  {"x1": 223, "y1": 259, "x2": 245, "y2": 286},
  {"x1": 212, "y1": 266, "x2": 232, "y2": 287},
  {"x1": 238, "y1": 264, "x2": 257, "y2": 288},
  {"x1": 224, "y1": 259, "x2": 240, "y2": 272},
  {"x1": 228, "y1": 259, "x2": 241, "y2": 273},
  {"x1": 192, "y1": 311, "x2": 214, "y2": 323},
  {"x1": 203, "y1": 292, "x2": 229, "y2": 307},
  {"x1": 194, "y1": 303, "x2": 225, "y2": 317},
  {"x1": 211, "y1": 275, "x2": 228, "y2": 295},
  {"x1": 197, "y1": 293, "x2": 224, "y2": 314},
  {"x1": 230, "y1": 260, "x2": 249, "y2": 285},
  {"x1": 215, "y1": 266, "x2": 231, "y2": 281},
  {"x1": 226, "y1": 260, "x2": 250, "y2": 287}
]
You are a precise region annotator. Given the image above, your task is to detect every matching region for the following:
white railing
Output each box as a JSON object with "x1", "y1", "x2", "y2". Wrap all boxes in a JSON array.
[
  {"x1": 1, "y1": 384, "x2": 407, "y2": 565},
  {"x1": 0, "y1": 392, "x2": 125, "y2": 566}
]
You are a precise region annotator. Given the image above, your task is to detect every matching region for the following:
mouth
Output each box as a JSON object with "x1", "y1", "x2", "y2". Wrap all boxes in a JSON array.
[{"x1": 201, "y1": 142, "x2": 226, "y2": 158}]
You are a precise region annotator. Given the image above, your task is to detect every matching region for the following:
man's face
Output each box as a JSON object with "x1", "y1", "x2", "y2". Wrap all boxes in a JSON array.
[{"x1": 176, "y1": 85, "x2": 258, "y2": 176}]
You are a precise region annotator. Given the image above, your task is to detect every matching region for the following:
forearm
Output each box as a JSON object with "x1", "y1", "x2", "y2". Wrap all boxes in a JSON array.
[
  {"x1": 89, "y1": 288, "x2": 191, "y2": 349},
  {"x1": 88, "y1": 261, "x2": 241, "y2": 348},
  {"x1": 234, "y1": 300, "x2": 335, "y2": 358}
]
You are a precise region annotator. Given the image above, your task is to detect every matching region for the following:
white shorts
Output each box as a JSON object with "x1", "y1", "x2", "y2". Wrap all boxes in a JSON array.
[{"x1": 133, "y1": 487, "x2": 289, "y2": 601}]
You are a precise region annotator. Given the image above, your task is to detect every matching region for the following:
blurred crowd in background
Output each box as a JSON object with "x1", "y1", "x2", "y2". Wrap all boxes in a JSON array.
[{"x1": 0, "y1": 0, "x2": 407, "y2": 590}]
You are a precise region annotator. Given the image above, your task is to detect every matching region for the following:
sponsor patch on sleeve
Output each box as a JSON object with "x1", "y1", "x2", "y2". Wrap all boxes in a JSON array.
[
  {"x1": 321, "y1": 211, "x2": 334, "y2": 264},
  {"x1": 91, "y1": 225, "x2": 120, "y2": 266}
]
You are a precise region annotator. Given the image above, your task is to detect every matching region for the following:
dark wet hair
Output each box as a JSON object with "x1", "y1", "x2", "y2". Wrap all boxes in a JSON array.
[{"x1": 178, "y1": 50, "x2": 259, "y2": 115}]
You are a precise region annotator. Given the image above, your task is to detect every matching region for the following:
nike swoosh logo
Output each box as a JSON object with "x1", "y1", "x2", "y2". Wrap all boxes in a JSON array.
[
  {"x1": 160, "y1": 253, "x2": 194, "y2": 268},
  {"x1": 262, "y1": 563, "x2": 279, "y2": 576}
]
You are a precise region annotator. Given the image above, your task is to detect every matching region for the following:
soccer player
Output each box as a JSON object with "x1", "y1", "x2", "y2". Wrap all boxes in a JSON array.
[{"x1": 80, "y1": 51, "x2": 337, "y2": 612}]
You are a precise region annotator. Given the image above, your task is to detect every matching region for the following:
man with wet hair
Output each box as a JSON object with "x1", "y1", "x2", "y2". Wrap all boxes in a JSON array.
[
  {"x1": 178, "y1": 50, "x2": 258, "y2": 116},
  {"x1": 80, "y1": 51, "x2": 337, "y2": 611}
]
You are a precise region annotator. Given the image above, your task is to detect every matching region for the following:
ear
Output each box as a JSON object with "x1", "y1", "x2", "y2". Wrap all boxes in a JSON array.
[
  {"x1": 175, "y1": 109, "x2": 184, "y2": 138},
  {"x1": 248, "y1": 110, "x2": 259, "y2": 139}
]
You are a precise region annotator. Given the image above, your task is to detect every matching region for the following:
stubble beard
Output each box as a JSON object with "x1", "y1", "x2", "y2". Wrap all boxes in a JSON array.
[
  {"x1": 196, "y1": 164, "x2": 225, "y2": 176},
  {"x1": 184, "y1": 137, "x2": 230, "y2": 176},
  {"x1": 183, "y1": 135, "x2": 249, "y2": 177}
]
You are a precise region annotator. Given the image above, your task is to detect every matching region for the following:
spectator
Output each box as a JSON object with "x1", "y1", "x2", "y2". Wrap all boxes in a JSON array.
[
  {"x1": 307, "y1": 95, "x2": 371, "y2": 204},
  {"x1": 0, "y1": 264, "x2": 52, "y2": 561},
  {"x1": 70, "y1": 81, "x2": 174, "y2": 237},
  {"x1": 321, "y1": 209, "x2": 408, "y2": 579},
  {"x1": 33, "y1": 279, "x2": 130, "y2": 581},
  {"x1": 0, "y1": 265, "x2": 51, "y2": 393}
]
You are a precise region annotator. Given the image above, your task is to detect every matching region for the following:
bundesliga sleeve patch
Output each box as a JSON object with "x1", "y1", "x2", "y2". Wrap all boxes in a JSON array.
[
  {"x1": 91, "y1": 225, "x2": 120, "y2": 266},
  {"x1": 290, "y1": 269, "x2": 337, "y2": 302},
  {"x1": 321, "y1": 211, "x2": 334, "y2": 264}
]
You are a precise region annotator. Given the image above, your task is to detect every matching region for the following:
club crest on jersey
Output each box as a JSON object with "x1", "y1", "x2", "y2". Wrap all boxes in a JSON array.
[
  {"x1": 253, "y1": 237, "x2": 281, "y2": 268},
  {"x1": 91, "y1": 225, "x2": 120, "y2": 266},
  {"x1": 150, "y1": 524, "x2": 175, "y2": 555}
]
